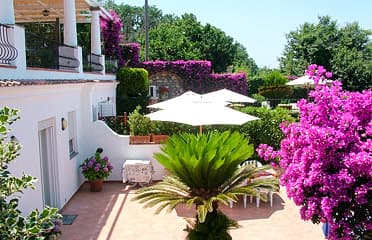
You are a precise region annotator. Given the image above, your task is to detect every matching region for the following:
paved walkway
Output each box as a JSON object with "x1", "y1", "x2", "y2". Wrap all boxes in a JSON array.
[{"x1": 60, "y1": 182, "x2": 324, "y2": 240}]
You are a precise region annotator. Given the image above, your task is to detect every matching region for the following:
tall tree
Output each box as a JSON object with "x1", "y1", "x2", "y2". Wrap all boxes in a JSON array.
[
  {"x1": 279, "y1": 16, "x2": 372, "y2": 91},
  {"x1": 232, "y1": 43, "x2": 258, "y2": 75},
  {"x1": 105, "y1": 2, "x2": 255, "y2": 73},
  {"x1": 145, "y1": 14, "x2": 202, "y2": 61},
  {"x1": 199, "y1": 23, "x2": 237, "y2": 73},
  {"x1": 104, "y1": 1, "x2": 164, "y2": 43}
]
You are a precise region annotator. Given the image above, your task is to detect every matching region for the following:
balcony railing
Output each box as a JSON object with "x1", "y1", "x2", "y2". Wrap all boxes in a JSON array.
[
  {"x1": 25, "y1": 31, "x2": 79, "y2": 70},
  {"x1": 104, "y1": 56, "x2": 118, "y2": 74},
  {"x1": 83, "y1": 50, "x2": 104, "y2": 73},
  {"x1": 0, "y1": 24, "x2": 18, "y2": 65}
]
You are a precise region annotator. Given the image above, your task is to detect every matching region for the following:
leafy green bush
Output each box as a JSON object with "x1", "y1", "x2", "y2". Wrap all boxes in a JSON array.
[
  {"x1": 247, "y1": 75, "x2": 265, "y2": 95},
  {"x1": 101, "y1": 116, "x2": 129, "y2": 135},
  {"x1": 291, "y1": 87, "x2": 309, "y2": 100},
  {"x1": 240, "y1": 106, "x2": 295, "y2": 157},
  {"x1": 258, "y1": 85, "x2": 293, "y2": 99},
  {"x1": 262, "y1": 71, "x2": 288, "y2": 86},
  {"x1": 151, "y1": 121, "x2": 199, "y2": 135},
  {"x1": 127, "y1": 106, "x2": 152, "y2": 135},
  {"x1": 258, "y1": 71, "x2": 293, "y2": 107},
  {"x1": 116, "y1": 95, "x2": 149, "y2": 118},
  {"x1": 117, "y1": 67, "x2": 149, "y2": 97},
  {"x1": 0, "y1": 107, "x2": 62, "y2": 239}
]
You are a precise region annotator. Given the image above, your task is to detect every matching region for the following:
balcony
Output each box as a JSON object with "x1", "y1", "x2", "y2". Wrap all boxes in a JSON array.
[
  {"x1": 0, "y1": 0, "x2": 116, "y2": 81},
  {"x1": 26, "y1": 31, "x2": 80, "y2": 71}
]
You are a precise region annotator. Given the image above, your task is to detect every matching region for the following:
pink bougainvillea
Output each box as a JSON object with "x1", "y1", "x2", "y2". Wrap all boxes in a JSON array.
[
  {"x1": 100, "y1": 10, "x2": 124, "y2": 66},
  {"x1": 258, "y1": 64, "x2": 372, "y2": 239},
  {"x1": 142, "y1": 60, "x2": 247, "y2": 94}
]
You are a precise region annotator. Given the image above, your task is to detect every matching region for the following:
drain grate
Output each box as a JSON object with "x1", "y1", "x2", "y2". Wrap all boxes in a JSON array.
[{"x1": 62, "y1": 214, "x2": 78, "y2": 225}]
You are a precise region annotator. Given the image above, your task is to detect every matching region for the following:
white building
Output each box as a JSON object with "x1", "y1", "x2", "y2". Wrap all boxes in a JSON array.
[{"x1": 0, "y1": 0, "x2": 119, "y2": 214}]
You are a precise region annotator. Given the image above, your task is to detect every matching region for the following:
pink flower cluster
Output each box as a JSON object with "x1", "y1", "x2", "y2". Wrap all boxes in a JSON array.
[
  {"x1": 256, "y1": 144, "x2": 280, "y2": 167},
  {"x1": 305, "y1": 64, "x2": 333, "y2": 84},
  {"x1": 142, "y1": 60, "x2": 247, "y2": 94},
  {"x1": 258, "y1": 64, "x2": 372, "y2": 239},
  {"x1": 100, "y1": 10, "x2": 125, "y2": 66}
]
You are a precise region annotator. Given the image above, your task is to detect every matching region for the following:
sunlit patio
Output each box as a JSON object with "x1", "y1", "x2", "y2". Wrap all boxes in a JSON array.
[{"x1": 60, "y1": 182, "x2": 324, "y2": 240}]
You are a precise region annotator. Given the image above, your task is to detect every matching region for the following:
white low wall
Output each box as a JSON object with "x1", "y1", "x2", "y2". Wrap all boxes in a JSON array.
[{"x1": 86, "y1": 120, "x2": 166, "y2": 181}]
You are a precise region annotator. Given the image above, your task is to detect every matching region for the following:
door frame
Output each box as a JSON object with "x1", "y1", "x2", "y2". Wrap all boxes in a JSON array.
[{"x1": 38, "y1": 117, "x2": 60, "y2": 208}]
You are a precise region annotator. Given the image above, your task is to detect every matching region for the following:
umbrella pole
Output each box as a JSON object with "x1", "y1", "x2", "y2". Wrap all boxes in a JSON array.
[{"x1": 199, "y1": 125, "x2": 203, "y2": 134}]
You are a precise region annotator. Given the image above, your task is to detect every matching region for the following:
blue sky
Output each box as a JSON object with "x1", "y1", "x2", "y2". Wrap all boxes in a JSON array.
[{"x1": 115, "y1": 0, "x2": 372, "y2": 68}]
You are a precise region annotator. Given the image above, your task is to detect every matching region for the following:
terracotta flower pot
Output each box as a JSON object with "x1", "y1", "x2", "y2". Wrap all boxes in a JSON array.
[
  {"x1": 129, "y1": 135, "x2": 151, "y2": 144},
  {"x1": 90, "y1": 179, "x2": 103, "y2": 192},
  {"x1": 151, "y1": 134, "x2": 169, "y2": 144}
]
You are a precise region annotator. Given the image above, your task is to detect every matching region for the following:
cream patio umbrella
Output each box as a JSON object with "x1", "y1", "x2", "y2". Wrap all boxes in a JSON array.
[
  {"x1": 146, "y1": 101, "x2": 259, "y2": 134},
  {"x1": 147, "y1": 91, "x2": 205, "y2": 109},
  {"x1": 202, "y1": 88, "x2": 256, "y2": 103},
  {"x1": 286, "y1": 75, "x2": 333, "y2": 86}
]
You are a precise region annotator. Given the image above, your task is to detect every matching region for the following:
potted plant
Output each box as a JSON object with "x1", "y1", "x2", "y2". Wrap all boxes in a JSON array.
[
  {"x1": 80, "y1": 148, "x2": 113, "y2": 192},
  {"x1": 127, "y1": 106, "x2": 152, "y2": 144},
  {"x1": 150, "y1": 121, "x2": 169, "y2": 144}
]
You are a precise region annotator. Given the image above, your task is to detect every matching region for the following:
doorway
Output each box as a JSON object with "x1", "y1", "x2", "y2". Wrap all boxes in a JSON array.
[{"x1": 38, "y1": 118, "x2": 60, "y2": 208}]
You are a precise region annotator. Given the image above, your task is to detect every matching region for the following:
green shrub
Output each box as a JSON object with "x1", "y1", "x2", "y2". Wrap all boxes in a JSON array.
[
  {"x1": 116, "y1": 95, "x2": 149, "y2": 118},
  {"x1": 101, "y1": 116, "x2": 129, "y2": 135},
  {"x1": 258, "y1": 85, "x2": 293, "y2": 99},
  {"x1": 291, "y1": 87, "x2": 309, "y2": 100},
  {"x1": 250, "y1": 93, "x2": 266, "y2": 107},
  {"x1": 151, "y1": 121, "x2": 199, "y2": 135},
  {"x1": 127, "y1": 106, "x2": 152, "y2": 135},
  {"x1": 262, "y1": 71, "x2": 288, "y2": 86},
  {"x1": 239, "y1": 106, "x2": 295, "y2": 157},
  {"x1": 117, "y1": 67, "x2": 149, "y2": 97},
  {"x1": 247, "y1": 75, "x2": 265, "y2": 95}
]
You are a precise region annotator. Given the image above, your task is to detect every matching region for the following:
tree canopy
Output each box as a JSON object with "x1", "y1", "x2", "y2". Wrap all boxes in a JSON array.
[
  {"x1": 104, "y1": 1, "x2": 257, "y2": 73},
  {"x1": 279, "y1": 16, "x2": 372, "y2": 91}
]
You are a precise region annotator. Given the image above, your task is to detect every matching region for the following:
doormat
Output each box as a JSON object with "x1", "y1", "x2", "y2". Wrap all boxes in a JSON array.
[{"x1": 62, "y1": 214, "x2": 78, "y2": 225}]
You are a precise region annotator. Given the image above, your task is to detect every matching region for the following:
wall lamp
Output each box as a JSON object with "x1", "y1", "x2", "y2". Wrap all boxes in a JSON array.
[
  {"x1": 61, "y1": 118, "x2": 68, "y2": 131},
  {"x1": 42, "y1": 9, "x2": 50, "y2": 17}
]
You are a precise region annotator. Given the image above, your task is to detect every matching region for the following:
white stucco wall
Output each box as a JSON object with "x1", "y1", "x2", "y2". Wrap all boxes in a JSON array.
[
  {"x1": 0, "y1": 82, "x2": 166, "y2": 216},
  {"x1": 0, "y1": 81, "x2": 118, "y2": 215},
  {"x1": 86, "y1": 121, "x2": 165, "y2": 181}
]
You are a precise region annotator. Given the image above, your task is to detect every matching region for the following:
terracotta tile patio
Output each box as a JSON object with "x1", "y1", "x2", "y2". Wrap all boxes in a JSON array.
[{"x1": 60, "y1": 182, "x2": 324, "y2": 240}]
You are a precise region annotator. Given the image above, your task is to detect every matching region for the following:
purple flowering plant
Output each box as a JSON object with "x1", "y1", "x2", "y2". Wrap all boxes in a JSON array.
[
  {"x1": 257, "y1": 64, "x2": 372, "y2": 239},
  {"x1": 80, "y1": 151, "x2": 113, "y2": 181},
  {"x1": 100, "y1": 10, "x2": 125, "y2": 67}
]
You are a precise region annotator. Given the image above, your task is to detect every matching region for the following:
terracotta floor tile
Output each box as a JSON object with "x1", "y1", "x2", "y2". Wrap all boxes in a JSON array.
[{"x1": 60, "y1": 182, "x2": 324, "y2": 240}]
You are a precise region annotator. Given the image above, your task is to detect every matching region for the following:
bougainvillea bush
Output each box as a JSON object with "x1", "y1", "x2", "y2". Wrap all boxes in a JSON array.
[
  {"x1": 142, "y1": 60, "x2": 247, "y2": 94},
  {"x1": 100, "y1": 10, "x2": 124, "y2": 66},
  {"x1": 122, "y1": 43, "x2": 140, "y2": 67},
  {"x1": 258, "y1": 64, "x2": 372, "y2": 239}
]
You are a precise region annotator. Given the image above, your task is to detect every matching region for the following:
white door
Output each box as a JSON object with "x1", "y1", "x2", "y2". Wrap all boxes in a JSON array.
[{"x1": 38, "y1": 118, "x2": 60, "y2": 208}]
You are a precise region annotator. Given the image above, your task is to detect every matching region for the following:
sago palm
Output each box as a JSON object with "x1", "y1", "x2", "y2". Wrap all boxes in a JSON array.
[{"x1": 133, "y1": 131, "x2": 279, "y2": 238}]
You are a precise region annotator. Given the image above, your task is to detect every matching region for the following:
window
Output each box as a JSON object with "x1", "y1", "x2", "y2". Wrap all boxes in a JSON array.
[{"x1": 68, "y1": 111, "x2": 78, "y2": 158}]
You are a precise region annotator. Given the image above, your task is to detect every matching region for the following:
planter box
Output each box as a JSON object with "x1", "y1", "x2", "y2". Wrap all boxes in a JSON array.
[
  {"x1": 129, "y1": 135, "x2": 151, "y2": 144},
  {"x1": 151, "y1": 134, "x2": 169, "y2": 144}
]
